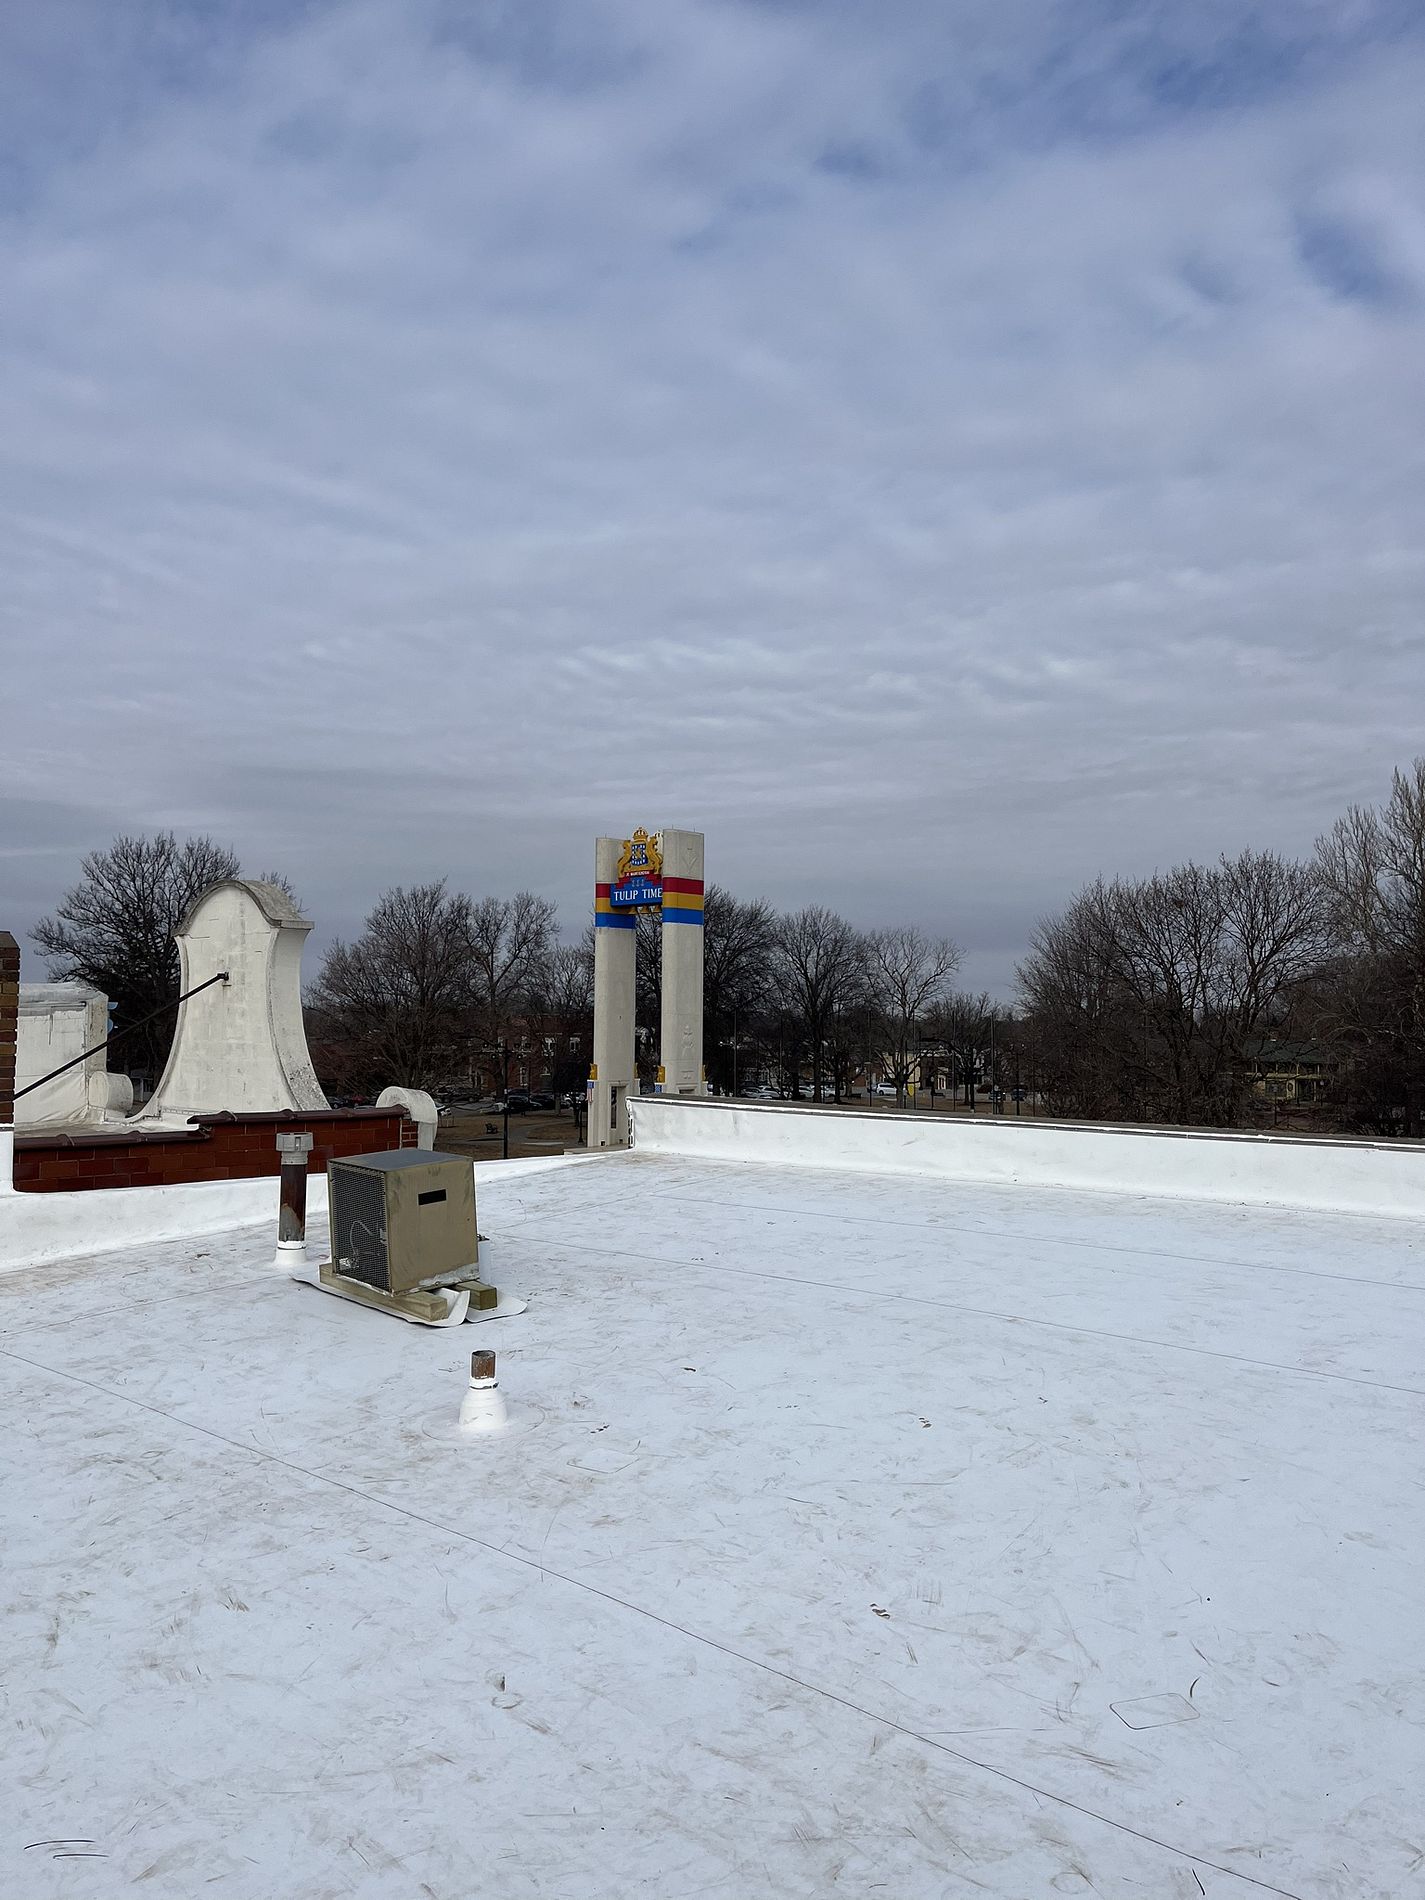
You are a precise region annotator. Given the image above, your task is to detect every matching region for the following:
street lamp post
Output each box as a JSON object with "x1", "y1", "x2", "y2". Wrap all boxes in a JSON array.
[{"x1": 482, "y1": 1039, "x2": 512, "y2": 1159}]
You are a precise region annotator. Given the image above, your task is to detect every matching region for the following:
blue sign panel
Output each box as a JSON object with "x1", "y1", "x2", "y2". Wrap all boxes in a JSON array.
[{"x1": 610, "y1": 878, "x2": 663, "y2": 909}]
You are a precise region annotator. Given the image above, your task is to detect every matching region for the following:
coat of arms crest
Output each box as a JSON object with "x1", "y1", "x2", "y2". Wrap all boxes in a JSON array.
[{"x1": 616, "y1": 829, "x2": 663, "y2": 882}]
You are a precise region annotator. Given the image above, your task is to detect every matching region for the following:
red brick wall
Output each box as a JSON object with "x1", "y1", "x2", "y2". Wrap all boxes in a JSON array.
[
  {"x1": 13, "y1": 1107, "x2": 416, "y2": 1193},
  {"x1": 0, "y1": 931, "x2": 18, "y2": 1126}
]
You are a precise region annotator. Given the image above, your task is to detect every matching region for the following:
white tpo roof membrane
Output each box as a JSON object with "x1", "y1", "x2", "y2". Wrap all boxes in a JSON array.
[{"x1": 2, "y1": 1149, "x2": 1422, "y2": 1899}]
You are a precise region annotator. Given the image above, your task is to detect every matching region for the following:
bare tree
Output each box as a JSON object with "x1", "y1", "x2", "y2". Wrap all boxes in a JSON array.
[
  {"x1": 923, "y1": 990, "x2": 1005, "y2": 1109},
  {"x1": 1315, "y1": 759, "x2": 1425, "y2": 1134},
  {"x1": 1015, "y1": 884, "x2": 1132, "y2": 1118},
  {"x1": 863, "y1": 926, "x2": 961, "y2": 1104},
  {"x1": 702, "y1": 886, "x2": 778, "y2": 1094},
  {"x1": 309, "y1": 881, "x2": 474, "y2": 1091},
  {"x1": 819, "y1": 984, "x2": 873, "y2": 1104},
  {"x1": 526, "y1": 939, "x2": 595, "y2": 1094},
  {"x1": 33, "y1": 832, "x2": 240, "y2": 1078},
  {"x1": 467, "y1": 892, "x2": 558, "y2": 1049},
  {"x1": 774, "y1": 906, "x2": 865, "y2": 1101},
  {"x1": 1018, "y1": 851, "x2": 1325, "y2": 1127}
]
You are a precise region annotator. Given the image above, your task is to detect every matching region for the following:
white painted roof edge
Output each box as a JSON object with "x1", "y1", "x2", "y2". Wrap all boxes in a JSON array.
[
  {"x1": 0, "y1": 1175, "x2": 281, "y2": 1274},
  {"x1": 629, "y1": 1095, "x2": 1425, "y2": 1221},
  {"x1": 636, "y1": 1093, "x2": 1425, "y2": 1156}
]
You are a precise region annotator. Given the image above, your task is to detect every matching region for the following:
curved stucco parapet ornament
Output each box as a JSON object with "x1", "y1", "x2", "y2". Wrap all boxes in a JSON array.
[{"x1": 139, "y1": 880, "x2": 329, "y2": 1124}]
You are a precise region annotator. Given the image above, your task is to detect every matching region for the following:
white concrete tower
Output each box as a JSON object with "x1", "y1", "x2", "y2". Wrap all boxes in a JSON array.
[
  {"x1": 590, "y1": 835, "x2": 637, "y2": 1148},
  {"x1": 140, "y1": 880, "x2": 329, "y2": 1124},
  {"x1": 658, "y1": 828, "x2": 705, "y2": 1097}
]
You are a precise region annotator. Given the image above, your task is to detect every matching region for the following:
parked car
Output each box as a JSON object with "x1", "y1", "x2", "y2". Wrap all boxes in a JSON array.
[
  {"x1": 495, "y1": 1092, "x2": 532, "y2": 1115},
  {"x1": 527, "y1": 1090, "x2": 556, "y2": 1110},
  {"x1": 742, "y1": 1086, "x2": 780, "y2": 1101},
  {"x1": 871, "y1": 1082, "x2": 899, "y2": 1099}
]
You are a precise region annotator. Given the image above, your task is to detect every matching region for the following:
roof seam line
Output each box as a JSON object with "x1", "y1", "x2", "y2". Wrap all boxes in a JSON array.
[{"x1": 499, "y1": 1233, "x2": 1425, "y2": 1401}]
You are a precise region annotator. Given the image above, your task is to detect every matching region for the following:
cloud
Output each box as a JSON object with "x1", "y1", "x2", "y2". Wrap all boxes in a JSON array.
[{"x1": 2, "y1": 0, "x2": 1423, "y2": 994}]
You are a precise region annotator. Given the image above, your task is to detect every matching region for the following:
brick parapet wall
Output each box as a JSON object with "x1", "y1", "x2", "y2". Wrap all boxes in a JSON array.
[
  {"x1": 13, "y1": 1106, "x2": 417, "y2": 1193},
  {"x1": 0, "y1": 931, "x2": 19, "y2": 1125}
]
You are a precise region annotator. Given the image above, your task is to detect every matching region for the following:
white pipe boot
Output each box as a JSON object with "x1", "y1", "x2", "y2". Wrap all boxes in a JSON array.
[{"x1": 458, "y1": 1350, "x2": 508, "y2": 1434}]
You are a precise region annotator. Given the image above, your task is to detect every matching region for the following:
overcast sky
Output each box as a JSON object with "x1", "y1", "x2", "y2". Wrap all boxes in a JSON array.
[{"x1": 4, "y1": 0, "x2": 1423, "y2": 996}]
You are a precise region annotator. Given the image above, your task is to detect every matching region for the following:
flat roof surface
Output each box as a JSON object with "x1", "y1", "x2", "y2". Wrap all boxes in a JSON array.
[{"x1": 2, "y1": 1151, "x2": 1421, "y2": 1899}]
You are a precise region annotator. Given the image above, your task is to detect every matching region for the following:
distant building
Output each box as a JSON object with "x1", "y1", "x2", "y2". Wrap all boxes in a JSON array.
[{"x1": 1247, "y1": 1041, "x2": 1332, "y2": 1105}]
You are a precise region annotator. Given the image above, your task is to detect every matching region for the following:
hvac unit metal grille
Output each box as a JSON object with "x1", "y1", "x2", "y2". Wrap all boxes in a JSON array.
[{"x1": 330, "y1": 1165, "x2": 390, "y2": 1289}]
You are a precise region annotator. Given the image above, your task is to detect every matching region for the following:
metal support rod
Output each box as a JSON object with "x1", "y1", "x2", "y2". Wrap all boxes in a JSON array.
[{"x1": 13, "y1": 970, "x2": 231, "y2": 1102}]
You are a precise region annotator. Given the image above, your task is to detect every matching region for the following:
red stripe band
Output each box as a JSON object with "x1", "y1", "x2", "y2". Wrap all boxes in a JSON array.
[{"x1": 662, "y1": 877, "x2": 704, "y2": 895}]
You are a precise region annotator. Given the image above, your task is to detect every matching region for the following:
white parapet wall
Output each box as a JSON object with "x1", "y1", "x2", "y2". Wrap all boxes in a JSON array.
[
  {"x1": 0, "y1": 1174, "x2": 321, "y2": 1274},
  {"x1": 630, "y1": 1096, "x2": 1425, "y2": 1220}
]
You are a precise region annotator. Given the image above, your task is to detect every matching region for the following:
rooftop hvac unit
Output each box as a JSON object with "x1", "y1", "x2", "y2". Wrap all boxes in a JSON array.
[{"x1": 327, "y1": 1149, "x2": 479, "y2": 1297}]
